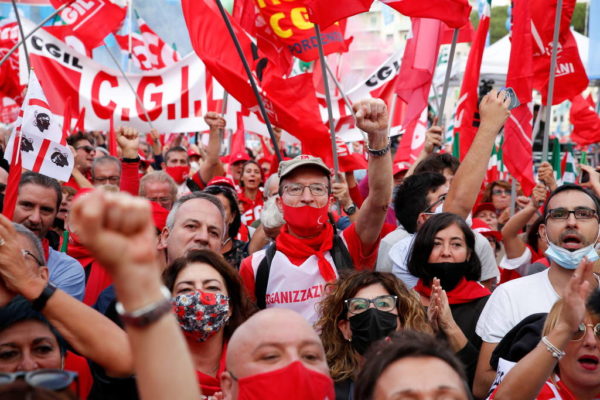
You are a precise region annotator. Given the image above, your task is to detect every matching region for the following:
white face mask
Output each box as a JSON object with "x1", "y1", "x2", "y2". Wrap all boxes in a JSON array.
[
  {"x1": 190, "y1": 161, "x2": 200, "y2": 170},
  {"x1": 544, "y1": 232, "x2": 600, "y2": 270}
]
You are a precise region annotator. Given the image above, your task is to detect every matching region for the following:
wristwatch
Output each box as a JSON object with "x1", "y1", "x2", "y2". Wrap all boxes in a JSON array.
[
  {"x1": 344, "y1": 204, "x2": 357, "y2": 216},
  {"x1": 116, "y1": 286, "x2": 173, "y2": 328},
  {"x1": 31, "y1": 282, "x2": 57, "y2": 311}
]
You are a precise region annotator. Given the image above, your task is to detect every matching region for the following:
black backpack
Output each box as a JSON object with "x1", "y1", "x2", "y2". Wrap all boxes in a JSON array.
[{"x1": 254, "y1": 234, "x2": 354, "y2": 309}]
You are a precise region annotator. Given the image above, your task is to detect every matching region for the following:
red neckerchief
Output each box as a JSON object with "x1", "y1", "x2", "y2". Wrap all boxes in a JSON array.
[
  {"x1": 41, "y1": 238, "x2": 50, "y2": 262},
  {"x1": 195, "y1": 342, "x2": 228, "y2": 396},
  {"x1": 237, "y1": 189, "x2": 263, "y2": 210},
  {"x1": 275, "y1": 224, "x2": 336, "y2": 282},
  {"x1": 414, "y1": 278, "x2": 491, "y2": 305}
]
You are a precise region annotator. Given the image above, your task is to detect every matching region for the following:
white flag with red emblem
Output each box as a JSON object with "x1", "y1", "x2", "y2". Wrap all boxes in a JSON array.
[{"x1": 5, "y1": 70, "x2": 74, "y2": 182}]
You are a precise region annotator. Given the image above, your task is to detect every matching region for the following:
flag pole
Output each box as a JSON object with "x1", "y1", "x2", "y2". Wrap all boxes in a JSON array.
[
  {"x1": 103, "y1": 40, "x2": 155, "y2": 131},
  {"x1": 437, "y1": 28, "x2": 459, "y2": 126},
  {"x1": 213, "y1": 0, "x2": 282, "y2": 162},
  {"x1": 509, "y1": 178, "x2": 517, "y2": 216},
  {"x1": 128, "y1": 0, "x2": 133, "y2": 73},
  {"x1": 10, "y1": 0, "x2": 31, "y2": 71},
  {"x1": 0, "y1": 2, "x2": 71, "y2": 69},
  {"x1": 541, "y1": 0, "x2": 563, "y2": 162},
  {"x1": 314, "y1": 24, "x2": 340, "y2": 179}
]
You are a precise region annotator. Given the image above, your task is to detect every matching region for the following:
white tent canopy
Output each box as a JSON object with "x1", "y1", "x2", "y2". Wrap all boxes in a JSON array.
[{"x1": 462, "y1": 30, "x2": 590, "y2": 87}]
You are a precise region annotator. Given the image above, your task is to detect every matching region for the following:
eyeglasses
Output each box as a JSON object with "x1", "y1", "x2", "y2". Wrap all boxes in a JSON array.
[
  {"x1": 0, "y1": 369, "x2": 78, "y2": 393},
  {"x1": 546, "y1": 207, "x2": 597, "y2": 220},
  {"x1": 283, "y1": 183, "x2": 329, "y2": 197},
  {"x1": 423, "y1": 194, "x2": 447, "y2": 214},
  {"x1": 345, "y1": 295, "x2": 398, "y2": 315},
  {"x1": 93, "y1": 176, "x2": 120, "y2": 184},
  {"x1": 75, "y1": 145, "x2": 95, "y2": 154},
  {"x1": 22, "y1": 249, "x2": 44, "y2": 267},
  {"x1": 572, "y1": 323, "x2": 600, "y2": 341},
  {"x1": 492, "y1": 189, "x2": 510, "y2": 196},
  {"x1": 147, "y1": 196, "x2": 173, "y2": 205}
]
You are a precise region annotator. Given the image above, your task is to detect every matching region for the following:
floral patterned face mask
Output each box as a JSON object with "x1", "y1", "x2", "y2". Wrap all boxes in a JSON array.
[{"x1": 172, "y1": 290, "x2": 230, "y2": 342}]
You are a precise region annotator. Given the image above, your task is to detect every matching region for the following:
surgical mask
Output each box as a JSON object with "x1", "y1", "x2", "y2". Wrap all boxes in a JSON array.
[
  {"x1": 172, "y1": 290, "x2": 230, "y2": 342},
  {"x1": 544, "y1": 233, "x2": 600, "y2": 270},
  {"x1": 349, "y1": 308, "x2": 398, "y2": 355}
]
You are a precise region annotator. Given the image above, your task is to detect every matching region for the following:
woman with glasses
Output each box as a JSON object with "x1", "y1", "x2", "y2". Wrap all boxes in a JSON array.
[
  {"x1": 482, "y1": 180, "x2": 523, "y2": 226},
  {"x1": 407, "y1": 212, "x2": 491, "y2": 386},
  {"x1": 492, "y1": 261, "x2": 600, "y2": 400},
  {"x1": 316, "y1": 271, "x2": 431, "y2": 400}
]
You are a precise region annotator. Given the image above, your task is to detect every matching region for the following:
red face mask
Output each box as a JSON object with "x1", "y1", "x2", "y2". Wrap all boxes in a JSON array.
[
  {"x1": 281, "y1": 203, "x2": 329, "y2": 237},
  {"x1": 165, "y1": 165, "x2": 190, "y2": 185},
  {"x1": 235, "y1": 361, "x2": 334, "y2": 400}
]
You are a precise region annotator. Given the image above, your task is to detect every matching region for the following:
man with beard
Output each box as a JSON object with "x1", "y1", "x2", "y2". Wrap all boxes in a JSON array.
[
  {"x1": 12, "y1": 172, "x2": 85, "y2": 300},
  {"x1": 473, "y1": 184, "x2": 600, "y2": 397}
]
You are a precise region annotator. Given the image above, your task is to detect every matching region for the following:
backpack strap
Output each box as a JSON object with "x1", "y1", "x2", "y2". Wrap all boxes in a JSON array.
[
  {"x1": 254, "y1": 243, "x2": 277, "y2": 309},
  {"x1": 331, "y1": 234, "x2": 354, "y2": 272}
]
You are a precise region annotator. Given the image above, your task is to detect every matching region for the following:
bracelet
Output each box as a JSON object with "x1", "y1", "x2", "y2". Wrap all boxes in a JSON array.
[
  {"x1": 116, "y1": 286, "x2": 172, "y2": 328},
  {"x1": 31, "y1": 282, "x2": 57, "y2": 312},
  {"x1": 541, "y1": 336, "x2": 565, "y2": 360},
  {"x1": 366, "y1": 140, "x2": 390, "y2": 157}
]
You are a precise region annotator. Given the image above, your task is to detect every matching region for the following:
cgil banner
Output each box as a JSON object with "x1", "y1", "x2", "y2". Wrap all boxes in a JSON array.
[{"x1": 19, "y1": 18, "x2": 229, "y2": 134}]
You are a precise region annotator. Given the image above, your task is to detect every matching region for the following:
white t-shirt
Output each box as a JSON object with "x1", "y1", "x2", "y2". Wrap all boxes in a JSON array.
[
  {"x1": 388, "y1": 230, "x2": 499, "y2": 289},
  {"x1": 376, "y1": 226, "x2": 410, "y2": 273},
  {"x1": 476, "y1": 269, "x2": 559, "y2": 343}
]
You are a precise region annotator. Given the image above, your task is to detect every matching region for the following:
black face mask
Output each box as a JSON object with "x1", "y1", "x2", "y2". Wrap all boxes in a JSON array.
[
  {"x1": 425, "y1": 261, "x2": 470, "y2": 291},
  {"x1": 349, "y1": 308, "x2": 398, "y2": 355}
]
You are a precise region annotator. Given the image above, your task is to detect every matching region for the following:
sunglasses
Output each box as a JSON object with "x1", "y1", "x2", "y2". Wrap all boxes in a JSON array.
[
  {"x1": 0, "y1": 369, "x2": 78, "y2": 393},
  {"x1": 76, "y1": 145, "x2": 95, "y2": 154},
  {"x1": 572, "y1": 323, "x2": 600, "y2": 341}
]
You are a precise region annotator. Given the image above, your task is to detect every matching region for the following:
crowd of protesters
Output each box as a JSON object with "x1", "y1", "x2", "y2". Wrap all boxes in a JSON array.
[{"x1": 0, "y1": 91, "x2": 598, "y2": 400}]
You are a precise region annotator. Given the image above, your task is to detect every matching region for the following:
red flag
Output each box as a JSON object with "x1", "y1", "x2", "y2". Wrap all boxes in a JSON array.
[
  {"x1": 182, "y1": 0, "x2": 333, "y2": 165},
  {"x1": 305, "y1": 0, "x2": 470, "y2": 29},
  {"x1": 108, "y1": 114, "x2": 118, "y2": 156},
  {"x1": 74, "y1": 107, "x2": 85, "y2": 133},
  {"x1": 395, "y1": 107, "x2": 427, "y2": 163},
  {"x1": 222, "y1": 112, "x2": 249, "y2": 164},
  {"x1": 455, "y1": 4, "x2": 490, "y2": 160},
  {"x1": 439, "y1": 19, "x2": 475, "y2": 45},
  {"x1": 253, "y1": 1, "x2": 348, "y2": 62},
  {"x1": 61, "y1": 97, "x2": 72, "y2": 145},
  {"x1": 531, "y1": 0, "x2": 588, "y2": 105},
  {"x1": 395, "y1": 18, "x2": 443, "y2": 128},
  {"x1": 47, "y1": 0, "x2": 127, "y2": 50},
  {"x1": 502, "y1": 0, "x2": 535, "y2": 196},
  {"x1": 0, "y1": 21, "x2": 24, "y2": 104},
  {"x1": 569, "y1": 94, "x2": 600, "y2": 146},
  {"x1": 3, "y1": 123, "x2": 22, "y2": 220}
]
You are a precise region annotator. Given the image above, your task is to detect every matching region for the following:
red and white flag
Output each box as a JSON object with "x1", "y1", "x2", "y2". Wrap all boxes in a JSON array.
[
  {"x1": 395, "y1": 107, "x2": 427, "y2": 163},
  {"x1": 5, "y1": 71, "x2": 74, "y2": 182},
  {"x1": 305, "y1": 0, "x2": 471, "y2": 29},
  {"x1": 454, "y1": 0, "x2": 491, "y2": 160},
  {"x1": 531, "y1": 0, "x2": 588, "y2": 105},
  {"x1": 114, "y1": 10, "x2": 181, "y2": 71},
  {"x1": 46, "y1": 0, "x2": 127, "y2": 51},
  {"x1": 502, "y1": 0, "x2": 535, "y2": 196}
]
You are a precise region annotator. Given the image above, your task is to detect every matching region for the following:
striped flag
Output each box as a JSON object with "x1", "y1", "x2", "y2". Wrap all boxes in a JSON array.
[
  {"x1": 550, "y1": 137, "x2": 562, "y2": 182},
  {"x1": 560, "y1": 143, "x2": 577, "y2": 184}
]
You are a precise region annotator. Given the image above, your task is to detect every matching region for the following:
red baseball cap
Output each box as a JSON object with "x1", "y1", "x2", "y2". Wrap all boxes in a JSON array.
[
  {"x1": 393, "y1": 162, "x2": 411, "y2": 176},
  {"x1": 471, "y1": 218, "x2": 502, "y2": 242},
  {"x1": 207, "y1": 176, "x2": 236, "y2": 190}
]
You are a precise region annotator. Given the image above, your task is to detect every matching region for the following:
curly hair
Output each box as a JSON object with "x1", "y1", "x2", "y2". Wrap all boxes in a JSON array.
[{"x1": 315, "y1": 271, "x2": 432, "y2": 382}]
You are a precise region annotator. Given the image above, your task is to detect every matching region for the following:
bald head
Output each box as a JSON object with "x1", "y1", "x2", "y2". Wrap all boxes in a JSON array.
[{"x1": 221, "y1": 309, "x2": 330, "y2": 399}]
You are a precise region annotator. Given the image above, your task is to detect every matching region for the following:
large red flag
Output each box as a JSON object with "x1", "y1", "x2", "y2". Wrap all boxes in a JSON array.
[
  {"x1": 502, "y1": 0, "x2": 535, "y2": 196},
  {"x1": 455, "y1": 1, "x2": 491, "y2": 160},
  {"x1": 3, "y1": 114, "x2": 22, "y2": 220},
  {"x1": 47, "y1": 0, "x2": 127, "y2": 50},
  {"x1": 305, "y1": 0, "x2": 470, "y2": 29},
  {"x1": 531, "y1": 0, "x2": 588, "y2": 105},
  {"x1": 253, "y1": 1, "x2": 349, "y2": 62},
  {"x1": 182, "y1": 0, "x2": 332, "y2": 165},
  {"x1": 395, "y1": 18, "x2": 443, "y2": 129},
  {"x1": 569, "y1": 94, "x2": 600, "y2": 146},
  {"x1": 0, "y1": 21, "x2": 24, "y2": 104}
]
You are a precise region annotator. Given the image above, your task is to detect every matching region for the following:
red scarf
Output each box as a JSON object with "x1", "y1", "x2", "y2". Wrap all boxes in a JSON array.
[
  {"x1": 414, "y1": 278, "x2": 491, "y2": 305},
  {"x1": 275, "y1": 223, "x2": 336, "y2": 282}
]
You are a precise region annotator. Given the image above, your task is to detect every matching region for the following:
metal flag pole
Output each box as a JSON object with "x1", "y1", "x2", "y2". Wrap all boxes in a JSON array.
[
  {"x1": 103, "y1": 41, "x2": 155, "y2": 131},
  {"x1": 437, "y1": 28, "x2": 459, "y2": 127},
  {"x1": 10, "y1": 0, "x2": 31, "y2": 71},
  {"x1": 128, "y1": 0, "x2": 133, "y2": 73},
  {"x1": 541, "y1": 0, "x2": 563, "y2": 162},
  {"x1": 0, "y1": 2, "x2": 71, "y2": 69},
  {"x1": 213, "y1": 0, "x2": 282, "y2": 162},
  {"x1": 509, "y1": 178, "x2": 517, "y2": 216},
  {"x1": 314, "y1": 24, "x2": 340, "y2": 179}
]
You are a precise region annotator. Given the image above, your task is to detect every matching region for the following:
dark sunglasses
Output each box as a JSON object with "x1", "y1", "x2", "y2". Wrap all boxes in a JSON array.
[
  {"x1": 0, "y1": 369, "x2": 78, "y2": 393},
  {"x1": 76, "y1": 145, "x2": 95, "y2": 154}
]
